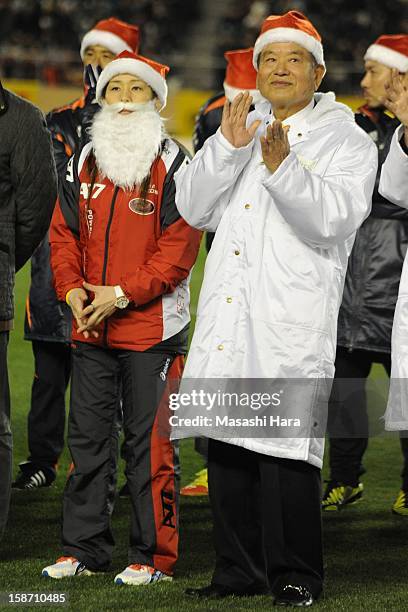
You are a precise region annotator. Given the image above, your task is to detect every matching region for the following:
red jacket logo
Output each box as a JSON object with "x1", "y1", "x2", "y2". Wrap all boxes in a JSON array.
[{"x1": 129, "y1": 198, "x2": 155, "y2": 215}]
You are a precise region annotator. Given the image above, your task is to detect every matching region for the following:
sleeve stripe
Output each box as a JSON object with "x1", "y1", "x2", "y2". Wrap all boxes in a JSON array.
[{"x1": 160, "y1": 146, "x2": 188, "y2": 230}]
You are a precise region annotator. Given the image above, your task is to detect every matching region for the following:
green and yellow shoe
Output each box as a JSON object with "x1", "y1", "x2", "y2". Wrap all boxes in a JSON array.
[
  {"x1": 322, "y1": 480, "x2": 364, "y2": 511},
  {"x1": 392, "y1": 490, "x2": 408, "y2": 516},
  {"x1": 180, "y1": 468, "x2": 208, "y2": 496}
]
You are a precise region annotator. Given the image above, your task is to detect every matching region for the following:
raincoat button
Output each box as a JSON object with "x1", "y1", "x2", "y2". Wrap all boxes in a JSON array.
[
  {"x1": 218, "y1": 344, "x2": 224, "y2": 351},
  {"x1": 226, "y1": 297, "x2": 232, "y2": 303},
  {"x1": 234, "y1": 250, "x2": 240, "y2": 256},
  {"x1": 244, "y1": 204, "x2": 251, "y2": 209}
]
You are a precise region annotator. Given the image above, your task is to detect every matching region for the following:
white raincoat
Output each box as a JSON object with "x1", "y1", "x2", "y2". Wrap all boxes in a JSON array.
[
  {"x1": 174, "y1": 92, "x2": 378, "y2": 467},
  {"x1": 379, "y1": 125, "x2": 408, "y2": 430}
]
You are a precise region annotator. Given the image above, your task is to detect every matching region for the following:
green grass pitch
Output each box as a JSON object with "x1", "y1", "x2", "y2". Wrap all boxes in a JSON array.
[{"x1": 2, "y1": 240, "x2": 408, "y2": 610}]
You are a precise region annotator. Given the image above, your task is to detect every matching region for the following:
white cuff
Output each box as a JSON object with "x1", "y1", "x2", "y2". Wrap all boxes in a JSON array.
[
  {"x1": 261, "y1": 151, "x2": 297, "y2": 189},
  {"x1": 215, "y1": 127, "x2": 255, "y2": 155}
]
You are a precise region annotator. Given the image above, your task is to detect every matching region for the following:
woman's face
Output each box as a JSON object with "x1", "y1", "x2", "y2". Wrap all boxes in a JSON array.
[{"x1": 104, "y1": 73, "x2": 155, "y2": 107}]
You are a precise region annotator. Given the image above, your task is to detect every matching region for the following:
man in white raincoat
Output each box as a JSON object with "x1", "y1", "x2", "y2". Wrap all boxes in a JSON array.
[
  {"x1": 174, "y1": 11, "x2": 377, "y2": 607},
  {"x1": 380, "y1": 71, "x2": 408, "y2": 437}
]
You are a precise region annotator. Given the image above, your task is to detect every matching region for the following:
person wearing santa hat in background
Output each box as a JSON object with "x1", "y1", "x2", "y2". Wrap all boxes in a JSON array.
[
  {"x1": 323, "y1": 34, "x2": 408, "y2": 516},
  {"x1": 181, "y1": 47, "x2": 263, "y2": 498},
  {"x1": 13, "y1": 18, "x2": 140, "y2": 492},
  {"x1": 49, "y1": 17, "x2": 141, "y2": 174},
  {"x1": 174, "y1": 11, "x2": 377, "y2": 605},
  {"x1": 41, "y1": 51, "x2": 201, "y2": 584}
]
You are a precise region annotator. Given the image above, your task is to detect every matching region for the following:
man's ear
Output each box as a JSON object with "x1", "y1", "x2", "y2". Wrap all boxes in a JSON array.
[
  {"x1": 314, "y1": 65, "x2": 325, "y2": 91},
  {"x1": 154, "y1": 97, "x2": 162, "y2": 112}
]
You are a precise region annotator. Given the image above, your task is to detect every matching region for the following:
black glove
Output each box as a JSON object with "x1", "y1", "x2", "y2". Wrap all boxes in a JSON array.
[
  {"x1": 83, "y1": 63, "x2": 102, "y2": 105},
  {"x1": 79, "y1": 64, "x2": 102, "y2": 145}
]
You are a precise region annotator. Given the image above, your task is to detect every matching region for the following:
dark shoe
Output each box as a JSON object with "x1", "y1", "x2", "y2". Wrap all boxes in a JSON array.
[
  {"x1": 185, "y1": 583, "x2": 269, "y2": 599},
  {"x1": 118, "y1": 482, "x2": 130, "y2": 498},
  {"x1": 274, "y1": 584, "x2": 314, "y2": 607},
  {"x1": 12, "y1": 461, "x2": 55, "y2": 490}
]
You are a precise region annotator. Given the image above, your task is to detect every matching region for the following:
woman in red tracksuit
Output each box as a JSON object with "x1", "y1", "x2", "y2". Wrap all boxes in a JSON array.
[{"x1": 42, "y1": 51, "x2": 201, "y2": 585}]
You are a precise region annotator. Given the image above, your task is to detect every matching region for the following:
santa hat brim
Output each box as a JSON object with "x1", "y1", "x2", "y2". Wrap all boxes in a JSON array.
[
  {"x1": 253, "y1": 27, "x2": 325, "y2": 72},
  {"x1": 95, "y1": 57, "x2": 168, "y2": 108},
  {"x1": 80, "y1": 30, "x2": 133, "y2": 60},
  {"x1": 223, "y1": 82, "x2": 264, "y2": 105},
  {"x1": 364, "y1": 44, "x2": 408, "y2": 72}
]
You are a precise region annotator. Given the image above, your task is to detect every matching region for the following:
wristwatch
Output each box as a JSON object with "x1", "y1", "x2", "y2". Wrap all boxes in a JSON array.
[{"x1": 114, "y1": 285, "x2": 129, "y2": 309}]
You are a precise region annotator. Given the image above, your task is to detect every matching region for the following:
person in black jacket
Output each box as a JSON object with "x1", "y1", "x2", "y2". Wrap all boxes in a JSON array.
[
  {"x1": 323, "y1": 34, "x2": 408, "y2": 515},
  {"x1": 13, "y1": 17, "x2": 140, "y2": 491},
  {"x1": 181, "y1": 48, "x2": 262, "y2": 497},
  {"x1": 0, "y1": 80, "x2": 57, "y2": 538}
]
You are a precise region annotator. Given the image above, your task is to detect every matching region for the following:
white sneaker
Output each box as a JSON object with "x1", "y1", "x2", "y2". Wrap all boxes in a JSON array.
[
  {"x1": 42, "y1": 556, "x2": 94, "y2": 579},
  {"x1": 114, "y1": 564, "x2": 172, "y2": 586}
]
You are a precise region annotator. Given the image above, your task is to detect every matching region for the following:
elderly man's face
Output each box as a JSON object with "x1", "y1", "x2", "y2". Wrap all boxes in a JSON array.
[
  {"x1": 83, "y1": 44, "x2": 116, "y2": 69},
  {"x1": 104, "y1": 73, "x2": 155, "y2": 111},
  {"x1": 257, "y1": 42, "x2": 324, "y2": 112},
  {"x1": 360, "y1": 60, "x2": 393, "y2": 109}
]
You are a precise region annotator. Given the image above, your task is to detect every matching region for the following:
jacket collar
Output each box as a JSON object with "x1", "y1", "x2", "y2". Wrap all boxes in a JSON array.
[
  {"x1": 254, "y1": 91, "x2": 355, "y2": 145},
  {"x1": 359, "y1": 103, "x2": 397, "y2": 125},
  {"x1": 280, "y1": 99, "x2": 314, "y2": 146}
]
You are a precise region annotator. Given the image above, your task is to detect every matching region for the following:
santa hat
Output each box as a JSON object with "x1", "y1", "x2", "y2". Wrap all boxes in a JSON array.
[
  {"x1": 80, "y1": 18, "x2": 140, "y2": 60},
  {"x1": 253, "y1": 11, "x2": 325, "y2": 71},
  {"x1": 95, "y1": 51, "x2": 169, "y2": 108},
  {"x1": 364, "y1": 35, "x2": 408, "y2": 73},
  {"x1": 223, "y1": 48, "x2": 263, "y2": 103}
]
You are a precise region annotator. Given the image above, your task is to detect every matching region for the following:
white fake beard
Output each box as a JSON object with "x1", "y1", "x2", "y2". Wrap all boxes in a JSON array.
[{"x1": 91, "y1": 101, "x2": 165, "y2": 190}]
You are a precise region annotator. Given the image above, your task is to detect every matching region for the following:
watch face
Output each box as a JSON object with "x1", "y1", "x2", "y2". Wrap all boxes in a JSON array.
[{"x1": 116, "y1": 296, "x2": 129, "y2": 309}]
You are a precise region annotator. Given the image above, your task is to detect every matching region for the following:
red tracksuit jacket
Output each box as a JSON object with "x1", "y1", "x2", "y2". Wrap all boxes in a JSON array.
[{"x1": 50, "y1": 138, "x2": 202, "y2": 352}]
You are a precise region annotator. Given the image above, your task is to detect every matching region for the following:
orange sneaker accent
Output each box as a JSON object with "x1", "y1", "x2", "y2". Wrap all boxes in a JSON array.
[
  {"x1": 55, "y1": 556, "x2": 78, "y2": 564},
  {"x1": 128, "y1": 564, "x2": 154, "y2": 574},
  {"x1": 66, "y1": 462, "x2": 74, "y2": 478},
  {"x1": 180, "y1": 484, "x2": 208, "y2": 496}
]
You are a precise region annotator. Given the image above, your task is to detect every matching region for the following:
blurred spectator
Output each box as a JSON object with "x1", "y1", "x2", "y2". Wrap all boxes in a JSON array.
[
  {"x1": 215, "y1": 0, "x2": 407, "y2": 93},
  {"x1": 0, "y1": 0, "x2": 199, "y2": 84},
  {"x1": 0, "y1": 1, "x2": 405, "y2": 98}
]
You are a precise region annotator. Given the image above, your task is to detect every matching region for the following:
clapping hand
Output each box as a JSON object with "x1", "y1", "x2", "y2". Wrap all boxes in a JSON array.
[
  {"x1": 260, "y1": 121, "x2": 291, "y2": 174},
  {"x1": 221, "y1": 92, "x2": 261, "y2": 148},
  {"x1": 83, "y1": 64, "x2": 102, "y2": 104},
  {"x1": 385, "y1": 69, "x2": 408, "y2": 131}
]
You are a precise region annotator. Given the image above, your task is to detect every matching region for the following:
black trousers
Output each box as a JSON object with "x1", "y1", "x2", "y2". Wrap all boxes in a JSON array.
[
  {"x1": 27, "y1": 340, "x2": 71, "y2": 470},
  {"x1": 208, "y1": 439, "x2": 323, "y2": 598},
  {"x1": 62, "y1": 342, "x2": 180, "y2": 575},
  {"x1": 0, "y1": 332, "x2": 11, "y2": 541},
  {"x1": 328, "y1": 346, "x2": 408, "y2": 487},
  {"x1": 194, "y1": 437, "x2": 208, "y2": 462}
]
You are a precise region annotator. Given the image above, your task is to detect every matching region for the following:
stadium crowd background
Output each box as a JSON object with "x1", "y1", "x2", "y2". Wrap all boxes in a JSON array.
[{"x1": 0, "y1": 0, "x2": 407, "y2": 93}]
